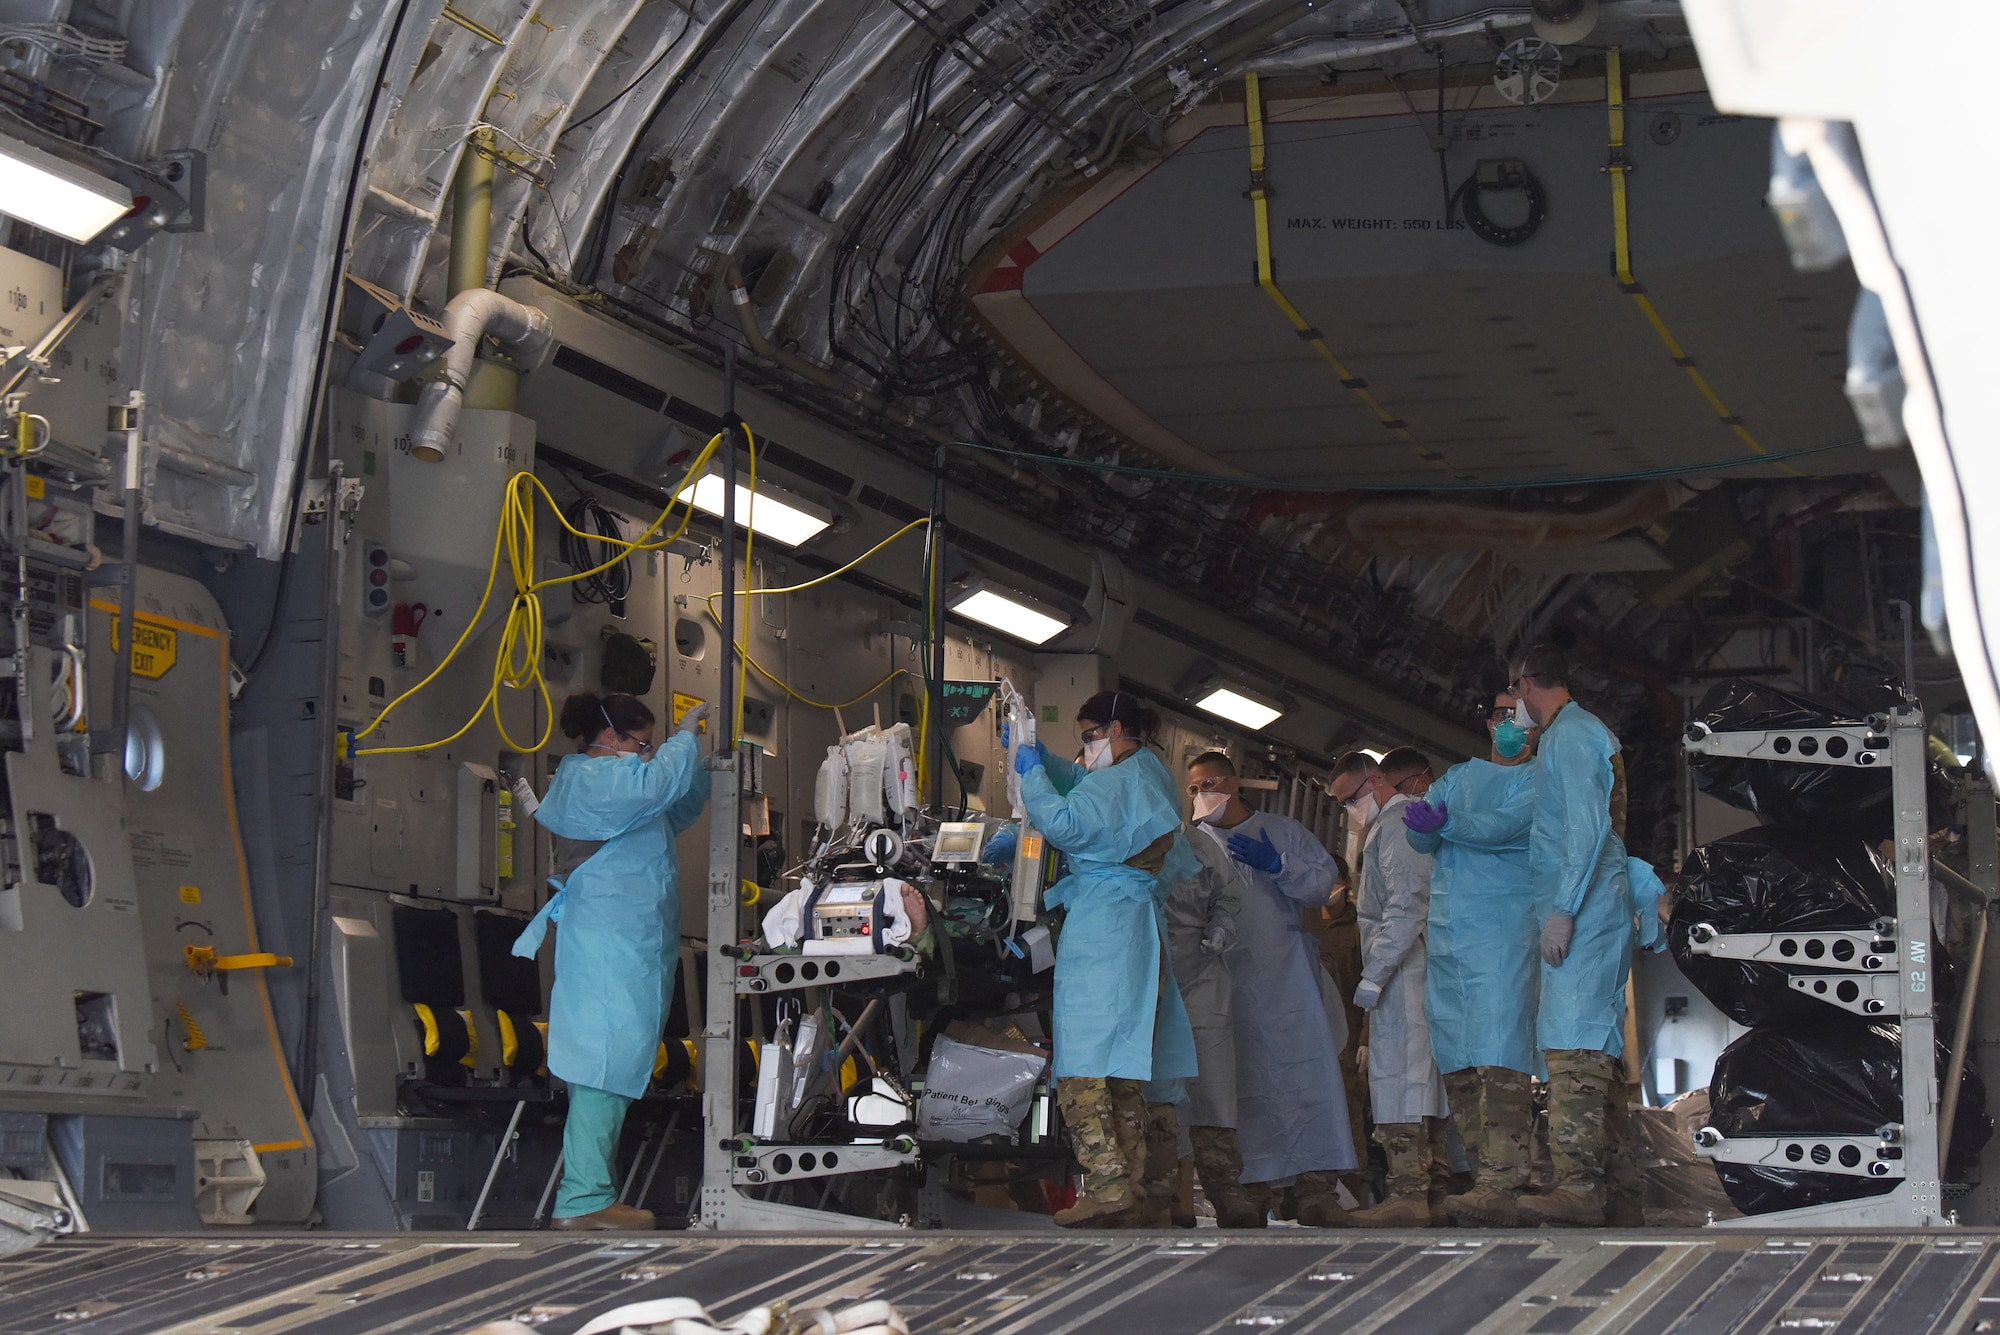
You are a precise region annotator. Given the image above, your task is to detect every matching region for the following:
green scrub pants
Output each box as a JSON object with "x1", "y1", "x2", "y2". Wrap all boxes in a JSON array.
[{"x1": 555, "y1": 1083, "x2": 634, "y2": 1218}]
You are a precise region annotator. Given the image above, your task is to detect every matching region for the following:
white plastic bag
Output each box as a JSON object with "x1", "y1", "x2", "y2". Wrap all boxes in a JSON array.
[{"x1": 916, "y1": 1035, "x2": 1047, "y2": 1143}]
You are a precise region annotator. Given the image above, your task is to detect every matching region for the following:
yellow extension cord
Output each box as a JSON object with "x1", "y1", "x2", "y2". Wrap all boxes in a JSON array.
[
  {"x1": 352, "y1": 429, "x2": 939, "y2": 796},
  {"x1": 354, "y1": 431, "x2": 724, "y2": 755}
]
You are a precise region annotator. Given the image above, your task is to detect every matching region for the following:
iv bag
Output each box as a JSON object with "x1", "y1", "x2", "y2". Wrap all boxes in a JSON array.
[
  {"x1": 814, "y1": 746, "x2": 849, "y2": 828},
  {"x1": 848, "y1": 735, "x2": 888, "y2": 825},
  {"x1": 884, "y1": 722, "x2": 919, "y2": 815}
]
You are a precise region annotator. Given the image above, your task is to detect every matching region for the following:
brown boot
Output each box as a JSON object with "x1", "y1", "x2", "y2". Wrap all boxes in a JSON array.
[
  {"x1": 1518, "y1": 1189, "x2": 1606, "y2": 1228},
  {"x1": 1296, "y1": 1194, "x2": 1354, "y2": 1228},
  {"x1": 1127, "y1": 1198, "x2": 1173, "y2": 1229},
  {"x1": 1443, "y1": 1184, "x2": 1522, "y2": 1228},
  {"x1": 1346, "y1": 1193, "x2": 1434, "y2": 1228},
  {"x1": 1213, "y1": 1198, "x2": 1269, "y2": 1229},
  {"x1": 553, "y1": 1202, "x2": 656, "y2": 1231},
  {"x1": 1055, "y1": 1192, "x2": 1139, "y2": 1229}
]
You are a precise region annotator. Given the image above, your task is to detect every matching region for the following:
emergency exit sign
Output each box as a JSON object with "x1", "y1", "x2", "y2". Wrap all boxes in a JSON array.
[
  {"x1": 940, "y1": 680, "x2": 998, "y2": 727},
  {"x1": 109, "y1": 615, "x2": 178, "y2": 678}
]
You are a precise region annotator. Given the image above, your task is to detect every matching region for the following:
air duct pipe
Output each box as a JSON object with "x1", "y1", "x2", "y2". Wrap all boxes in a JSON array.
[
  {"x1": 410, "y1": 130, "x2": 554, "y2": 462},
  {"x1": 409, "y1": 290, "x2": 554, "y2": 461}
]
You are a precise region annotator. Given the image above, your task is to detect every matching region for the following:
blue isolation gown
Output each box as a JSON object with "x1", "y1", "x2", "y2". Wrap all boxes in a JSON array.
[
  {"x1": 511, "y1": 734, "x2": 707, "y2": 1098},
  {"x1": 1529, "y1": 702, "x2": 1636, "y2": 1057},
  {"x1": 1409, "y1": 758, "x2": 1543, "y2": 1077},
  {"x1": 1023, "y1": 746, "x2": 1198, "y2": 1084}
]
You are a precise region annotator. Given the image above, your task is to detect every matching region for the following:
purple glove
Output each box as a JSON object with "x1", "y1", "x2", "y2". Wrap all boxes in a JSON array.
[{"x1": 1402, "y1": 799, "x2": 1448, "y2": 834}]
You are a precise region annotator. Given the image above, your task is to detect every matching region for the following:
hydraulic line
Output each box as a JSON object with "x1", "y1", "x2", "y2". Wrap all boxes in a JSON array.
[
  {"x1": 1243, "y1": 72, "x2": 1471, "y2": 483},
  {"x1": 1603, "y1": 47, "x2": 1801, "y2": 478}
]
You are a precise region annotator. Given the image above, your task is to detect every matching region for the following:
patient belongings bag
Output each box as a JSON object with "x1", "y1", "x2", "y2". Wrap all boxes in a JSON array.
[{"x1": 916, "y1": 1032, "x2": 1047, "y2": 1144}]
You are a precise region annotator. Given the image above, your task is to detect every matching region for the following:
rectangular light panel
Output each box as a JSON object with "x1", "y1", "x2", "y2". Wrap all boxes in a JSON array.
[
  {"x1": 0, "y1": 133, "x2": 131, "y2": 243},
  {"x1": 677, "y1": 473, "x2": 830, "y2": 547},
  {"x1": 952, "y1": 588, "x2": 1069, "y2": 645},
  {"x1": 1195, "y1": 687, "x2": 1283, "y2": 731}
]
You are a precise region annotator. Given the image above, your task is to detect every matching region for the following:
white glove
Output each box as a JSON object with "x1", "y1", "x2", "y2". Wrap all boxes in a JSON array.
[
  {"x1": 510, "y1": 776, "x2": 539, "y2": 816},
  {"x1": 1353, "y1": 979, "x2": 1382, "y2": 1011},
  {"x1": 677, "y1": 701, "x2": 712, "y2": 735}
]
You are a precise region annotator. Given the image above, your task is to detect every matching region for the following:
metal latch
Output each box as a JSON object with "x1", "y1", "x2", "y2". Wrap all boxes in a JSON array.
[
  {"x1": 1681, "y1": 719, "x2": 1891, "y2": 767},
  {"x1": 1693, "y1": 1125, "x2": 1904, "y2": 1179}
]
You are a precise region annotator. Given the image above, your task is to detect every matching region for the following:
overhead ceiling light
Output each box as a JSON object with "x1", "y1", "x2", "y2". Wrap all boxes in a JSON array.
[
  {"x1": 1194, "y1": 686, "x2": 1285, "y2": 731},
  {"x1": 1361, "y1": 747, "x2": 1386, "y2": 762},
  {"x1": 949, "y1": 585, "x2": 1071, "y2": 646},
  {"x1": 0, "y1": 130, "x2": 133, "y2": 242},
  {"x1": 676, "y1": 471, "x2": 831, "y2": 547}
]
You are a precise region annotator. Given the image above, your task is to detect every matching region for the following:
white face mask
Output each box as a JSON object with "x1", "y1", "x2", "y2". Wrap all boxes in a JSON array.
[
  {"x1": 1083, "y1": 738, "x2": 1114, "y2": 771},
  {"x1": 1514, "y1": 696, "x2": 1534, "y2": 728},
  {"x1": 1192, "y1": 792, "x2": 1228, "y2": 823},
  {"x1": 1350, "y1": 794, "x2": 1380, "y2": 828}
]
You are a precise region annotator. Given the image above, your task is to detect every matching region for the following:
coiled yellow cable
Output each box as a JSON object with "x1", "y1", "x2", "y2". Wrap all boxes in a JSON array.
[{"x1": 354, "y1": 432, "x2": 723, "y2": 756}]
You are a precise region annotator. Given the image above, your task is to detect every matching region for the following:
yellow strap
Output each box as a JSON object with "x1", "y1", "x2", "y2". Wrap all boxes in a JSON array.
[
  {"x1": 1242, "y1": 74, "x2": 1468, "y2": 481},
  {"x1": 414, "y1": 1003, "x2": 441, "y2": 1058},
  {"x1": 498, "y1": 1010, "x2": 520, "y2": 1070},
  {"x1": 457, "y1": 1008, "x2": 479, "y2": 1068},
  {"x1": 1603, "y1": 49, "x2": 1800, "y2": 477}
]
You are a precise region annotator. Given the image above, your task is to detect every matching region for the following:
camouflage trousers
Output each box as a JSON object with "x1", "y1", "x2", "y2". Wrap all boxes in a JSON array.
[
  {"x1": 1545, "y1": 1050, "x2": 1642, "y2": 1212},
  {"x1": 1187, "y1": 1124, "x2": 1338, "y2": 1217},
  {"x1": 1443, "y1": 1066, "x2": 1534, "y2": 1193},
  {"x1": 1375, "y1": 1118, "x2": 1452, "y2": 1200},
  {"x1": 1058, "y1": 1076, "x2": 1181, "y2": 1206}
]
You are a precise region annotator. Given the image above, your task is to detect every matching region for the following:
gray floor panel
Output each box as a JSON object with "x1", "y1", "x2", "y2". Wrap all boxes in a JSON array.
[{"x1": 3, "y1": 1231, "x2": 2000, "y2": 1334}]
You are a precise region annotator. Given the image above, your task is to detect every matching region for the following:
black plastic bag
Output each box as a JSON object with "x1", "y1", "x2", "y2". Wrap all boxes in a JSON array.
[
  {"x1": 1670, "y1": 826, "x2": 1894, "y2": 1027},
  {"x1": 1690, "y1": 678, "x2": 1914, "y2": 834},
  {"x1": 1707, "y1": 1020, "x2": 1991, "y2": 1215}
]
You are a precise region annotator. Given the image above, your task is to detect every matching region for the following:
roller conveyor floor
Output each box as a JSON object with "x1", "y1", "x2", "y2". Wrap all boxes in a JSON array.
[{"x1": 4, "y1": 1228, "x2": 1999, "y2": 1335}]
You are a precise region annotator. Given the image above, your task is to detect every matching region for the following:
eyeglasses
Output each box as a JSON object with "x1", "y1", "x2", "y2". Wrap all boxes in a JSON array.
[
  {"x1": 1487, "y1": 705, "x2": 1514, "y2": 722},
  {"x1": 1332, "y1": 784, "x2": 1367, "y2": 809},
  {"x1": 1187, "y1": 776, "x2": 1230, "y2": 796},
  {"x1": 1080, "y1": 722, "x2": 1111, "y2": 743},
  {"x1": 1394, "y1": 770, "x2": 1432, "y2": 794}
]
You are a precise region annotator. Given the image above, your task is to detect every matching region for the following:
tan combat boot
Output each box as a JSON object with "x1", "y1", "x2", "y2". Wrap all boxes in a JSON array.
[
  {"x1": 1346, "y1": 1193, "x2": 1435, "y2": 1227},
  {"x1": 1443, "y1": 1183, "x2": 1522, "y2": 1227},
  {"x1": 1518, "y1": 1189, "x2": 1606, "y2": 1228}
]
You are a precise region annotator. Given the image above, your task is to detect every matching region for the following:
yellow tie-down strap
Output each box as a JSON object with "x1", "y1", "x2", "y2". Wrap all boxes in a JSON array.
[
  {"x1": 1243, "y1": 73, "x2": 1471, "y2": 483},
  {"x1": 183, "y1": 944, "x2": 294, "y2": 979},
  {"x1": 1603, "y1": 48, "x2": 1800, "y2": 478}
]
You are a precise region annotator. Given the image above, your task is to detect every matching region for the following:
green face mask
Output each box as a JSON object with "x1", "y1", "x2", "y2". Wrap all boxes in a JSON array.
[{"x1": 1494, "y1": 718, "x2": 1529, "y2": 758}]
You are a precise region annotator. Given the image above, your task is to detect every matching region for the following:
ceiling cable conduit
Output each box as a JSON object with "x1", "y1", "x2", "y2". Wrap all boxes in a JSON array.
[
  {"x1": 1333, "y1": 480, "x2": 1694, "y2": 556},
  {"x1": 1245, "y1": 11, "x2": 1534, "y2": 74},
  {"x1": 724, "y1": 264, "x2": 1060, "y2": 504}
]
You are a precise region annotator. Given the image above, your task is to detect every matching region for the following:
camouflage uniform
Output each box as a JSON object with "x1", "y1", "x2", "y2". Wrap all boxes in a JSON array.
[
  {"x1": 1057, "y1": 1076, "x2": 1150, "y2": 1207},
  {"x1": 1375, "y1": 1118, "x2": 1451, "y2": 1202},
  {"x1": 1443, "y1": 1065, "x2": 1534, "y2": 1192},
  {"x1": 1543, "y1": 1050, "x2": 1619, "y2": 1209},
  {"x1": 1140, "y1": 1098, "x2": 1183, "y2": 1205}
]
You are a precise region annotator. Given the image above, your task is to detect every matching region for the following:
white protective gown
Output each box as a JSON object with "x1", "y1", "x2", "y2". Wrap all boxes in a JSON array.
[
  {"x1": 1163, "y1": 822, "x2": 1243, "y2": 1128},
  {"x1": 1358, "y1": 793, "x2": 1449, "y2": 1124},
  {"x1": 1203, "y1": 810, "x2": 1358, "y2": 1182}
]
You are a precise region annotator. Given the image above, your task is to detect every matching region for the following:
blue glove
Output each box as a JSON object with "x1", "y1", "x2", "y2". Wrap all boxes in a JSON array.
[
  {"x1": 1013, "y1": 744, "x2": 1043, "y2": 777},
  {"x1": 1226, "y1": 829, "x2": 1283, "y2": 876},
  {"x1": 1402, "y1": 799, "x2": 1448, "y2": 834},
  {"x1": 982, "y1": 826, "x2": 1017, "y2": 866}
]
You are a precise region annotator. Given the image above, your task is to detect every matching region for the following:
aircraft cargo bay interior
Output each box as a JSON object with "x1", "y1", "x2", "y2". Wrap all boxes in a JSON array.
[{"x1": 1, "y1": 2, "x2": 1997, "y2": 1333}]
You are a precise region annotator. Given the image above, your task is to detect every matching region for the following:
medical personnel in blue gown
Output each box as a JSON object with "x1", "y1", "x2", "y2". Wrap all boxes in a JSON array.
[
  {"x1": 1402, "y1": 688, "x2": 1541, "y2": 1226},
  {"x1": 1186, "y1": 752, "x2": 1358, "y2": 1228},
  {"x1": 1019, "y1": 690, "x2": 1198, "y2": 1228},
  {"x1": 512, "y1": 691, "x2": 708, "y2": 1231},
  {"x1": 1511, "y1": 644, "x2": 1638, "y2": 1228}
]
